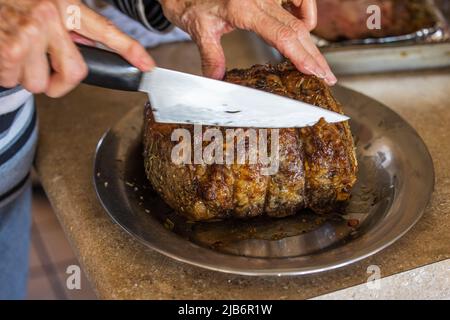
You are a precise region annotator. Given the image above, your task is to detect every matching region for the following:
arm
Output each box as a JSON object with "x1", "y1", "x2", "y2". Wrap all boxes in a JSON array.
[{"x1": 0, "y1": 0, "x2": 154, "y2": 97}]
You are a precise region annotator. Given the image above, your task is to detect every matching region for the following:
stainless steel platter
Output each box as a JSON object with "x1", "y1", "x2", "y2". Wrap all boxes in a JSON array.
[{"x1": 93, "y1": 85, "x2": 434, "y2": 276}]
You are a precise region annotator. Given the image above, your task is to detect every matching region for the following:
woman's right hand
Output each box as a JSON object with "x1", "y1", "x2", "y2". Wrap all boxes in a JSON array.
[{"x1": 0, "y1": 0, "x2": 154, "y2": 97}]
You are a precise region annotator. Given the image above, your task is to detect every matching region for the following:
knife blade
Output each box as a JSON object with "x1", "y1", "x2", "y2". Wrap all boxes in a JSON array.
[{"x1": 78, "y1": 45, "x2": 349, "y2": 128}]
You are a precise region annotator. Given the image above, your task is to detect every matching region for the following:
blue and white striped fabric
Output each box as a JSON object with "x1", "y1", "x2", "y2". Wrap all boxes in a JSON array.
[
  {"x1": 0, "y1": 87, "x2": 37, "y2": 204},
  {"x1": 0, "y1": 87, "x2": 35, "y2": 299},
  {"x1": 104, "y1": 0, "x2": 172, "y2": 32}
]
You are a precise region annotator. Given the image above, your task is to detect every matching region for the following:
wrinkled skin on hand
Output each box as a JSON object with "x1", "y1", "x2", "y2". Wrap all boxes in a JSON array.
[
  {"x1": 160, "y1": 0, "x2": 336, "y2": 85},
  {"x1": 0, "y1": 0, "x2": 153, "y2": 97}
]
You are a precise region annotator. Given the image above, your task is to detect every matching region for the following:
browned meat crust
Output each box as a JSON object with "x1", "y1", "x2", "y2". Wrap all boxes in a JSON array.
[{"x1": 143, "y1": 62, "x2": 357, "y2": 221}]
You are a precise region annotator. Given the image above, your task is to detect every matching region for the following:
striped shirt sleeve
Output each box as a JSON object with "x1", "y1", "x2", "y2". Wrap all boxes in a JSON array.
[
  {"x1": 0, "y1": 87, "x2": 37, "y2": 200},
  {"x1": 105, "y1": 0, "x2": 172, "y2": 32}
]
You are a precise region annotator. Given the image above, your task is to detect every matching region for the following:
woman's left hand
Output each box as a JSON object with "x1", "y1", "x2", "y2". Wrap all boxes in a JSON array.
[{"x1": 159, "y1": 0, "x2": 336, "y2": 85}]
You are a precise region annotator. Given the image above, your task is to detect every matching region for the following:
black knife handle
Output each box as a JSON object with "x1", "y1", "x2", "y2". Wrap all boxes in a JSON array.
[{"x1": 78, "y1": 44, "x2": 143, "y2": 91}]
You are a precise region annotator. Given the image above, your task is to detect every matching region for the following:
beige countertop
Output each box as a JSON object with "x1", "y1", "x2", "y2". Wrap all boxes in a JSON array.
[
  {"x1": 34, "y1": 38, "x2": 450, "y2": 299},
  {"x1": 312, "y1": 259, "x2": 450, "y2": 299}
]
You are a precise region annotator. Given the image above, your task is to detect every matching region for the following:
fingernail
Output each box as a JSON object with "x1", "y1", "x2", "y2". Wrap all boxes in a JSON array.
[
  {"x1": 139, "y1": 55, "x2": 154, "y2": 71},
  {"x1": 305, "y1": 65, "x2": 326, "y2": 79},
  {"x1": 326, "y1": 73, "x2": 338, "y2": 85},
  {"x1": 316, "y1": 68, "x2": 327, "y2": 79}
]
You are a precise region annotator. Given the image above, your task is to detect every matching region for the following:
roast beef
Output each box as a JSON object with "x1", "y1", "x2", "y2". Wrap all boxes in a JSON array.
[
  {"x1": 143, "y1": 62, "x2": 357, "y2": 221},
  {"x1": 313, "y1": 0, "x2": 436, "y2": 41}
]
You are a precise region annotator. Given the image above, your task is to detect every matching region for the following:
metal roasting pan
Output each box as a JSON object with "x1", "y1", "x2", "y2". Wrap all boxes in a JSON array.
[{"x1": 311, "y1": 0, "x2": 450, "y2": 74}]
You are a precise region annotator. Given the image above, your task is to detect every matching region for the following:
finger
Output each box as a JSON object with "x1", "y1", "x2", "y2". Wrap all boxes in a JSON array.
[
  {"x1": 46, "y1": 35, "x2": 87, "y2": 97},
  {"x1": 0, "y1": 1, "x2": 54, "y2": 91},
  {"x1": 20, "y1": 41, "x2": 50, "y2": 93},
  {"x1": 196, "y1": 35, "x2": 226, "y2": 80},
  {"x1": 249, "y1": 10, "x2": 325, "y2": 78},
  {"x1": 296, "y1": 31, "x2": 336, "y2": 84},
  {"x1": 77, "y1": 4, "x2": 154, "y2": 72},
  {"x1": 0, "y1": 34, "x2": 26, "y2": 88},
  {"x1": 265, "y1": 5, "x2": 336, "y2": 84},
  {"x1": 289, "y1": 0, "x2": 317, "y2": 31},
  {"x1": 20, "y1": 23, "x2": 50, "y2": 93},
  {"x1": 69, "y1": 31, "x2": 96, "y2": 46},
  {"x1": 0, "y1": 2, "x2": 30, "y2": 89},
  {"x1": 43, "y1": 5, "x2": 88, "y2": 97}
]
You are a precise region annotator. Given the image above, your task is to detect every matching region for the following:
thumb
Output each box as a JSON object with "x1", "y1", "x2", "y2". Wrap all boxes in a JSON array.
[{"x1": 197, "y1": 36, "x2": 226, "y2": 80}]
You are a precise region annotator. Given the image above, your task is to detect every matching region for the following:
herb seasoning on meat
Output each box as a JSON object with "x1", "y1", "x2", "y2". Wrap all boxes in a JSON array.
[{"x1": 143, "y1": 62, "x2": 358, "y2": 221}]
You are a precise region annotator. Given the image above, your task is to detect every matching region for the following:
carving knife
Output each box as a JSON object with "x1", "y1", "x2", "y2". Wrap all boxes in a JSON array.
[{"x1": 78, "y1": 45, "x2": 349, "y2": 128}]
